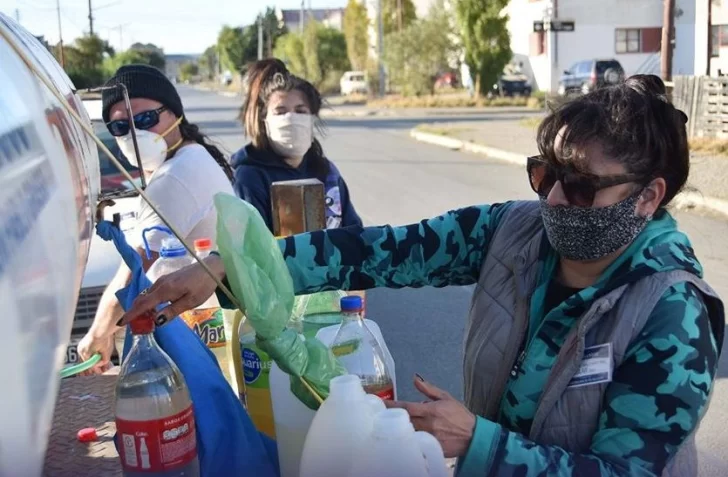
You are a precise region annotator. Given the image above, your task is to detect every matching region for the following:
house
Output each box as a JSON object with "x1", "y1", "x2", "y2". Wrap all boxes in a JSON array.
[
  {"x1": 696, "y1": 0, "x2": 728, "y2": 76},
  {"x1": 277, "y1": 8, "x2": 346, "y2": 33},
  {"x1": 505, "y1": 0, "x2": 698, "y2": 93}
]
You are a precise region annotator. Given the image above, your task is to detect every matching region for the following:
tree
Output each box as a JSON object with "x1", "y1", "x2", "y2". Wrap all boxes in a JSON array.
[
  {"x1": 383, "y1": 2, "x2": 456, "y2": 96},
  {"x1": 303, "y1": 20, "x2": 322, "y2": 87},
  {"x1": 179, "y1": 62, "x2": 200, "y2": 82},
  {"x1": 383, "y1": 0, "x2": 417, "y2": 35},
  {"x1": 198, "y1": 45, "x2": 219, "y2": 80},
  {"x1": 274, "y1": 33, "x2": 306, "y2": 77},
  {"x1": 128, "y1": 42, "x2": 166, "y2": 71},
  {"x1": 57, "y1": 34, "x2": 114, "y2": 88},
  {"x1": 217, "y1": 25, "x2": 257, "y2": 74},
  {"x1": 455, "y1": 0, "x2": 512, "y2": 96},
  {"x1": 258, "y1": 7, "x2": 287, "y2": 57},
  {"x1": 102, "y1": 48, "x2": 165, "y2": 78},
  {"x1": 317, "y1": 27, "x2": 350, "y2": 74},
  {"x1": 344, "y1": 0, "x2": 369, "y2": 71}
]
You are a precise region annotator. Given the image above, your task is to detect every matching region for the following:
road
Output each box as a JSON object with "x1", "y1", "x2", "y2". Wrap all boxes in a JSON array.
[{"x1": 180, "y1": 86, "x2": 728, "y2": 475}]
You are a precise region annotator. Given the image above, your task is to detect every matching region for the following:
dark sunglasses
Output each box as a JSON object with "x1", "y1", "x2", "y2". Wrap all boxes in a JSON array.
[
  {"x1": 527, "y1": 156, "x2": 643, "y2": 207},
  {"x1": 106, "y1": 106, "x2": 168, "y2": 137}
]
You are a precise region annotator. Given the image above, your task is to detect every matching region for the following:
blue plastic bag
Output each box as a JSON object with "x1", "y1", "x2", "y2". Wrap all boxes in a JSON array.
[{"x1": 96, "y1": 220, "x2": 279, "y2": 477}]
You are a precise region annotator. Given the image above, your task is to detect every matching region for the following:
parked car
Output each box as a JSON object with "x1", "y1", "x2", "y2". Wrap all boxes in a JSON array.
[
  {"x1": 488, "y1": 74, "x2": 532, "y2": 98},
  {"x1": 558, "y1": 59, "x2": 625, "y2": 96},
  {"x1": 65, "y1": 99, "x2": 141, "y2": 366},
  {"x1": 340, "y1": 71, "x2": 367, "y2": 95}
]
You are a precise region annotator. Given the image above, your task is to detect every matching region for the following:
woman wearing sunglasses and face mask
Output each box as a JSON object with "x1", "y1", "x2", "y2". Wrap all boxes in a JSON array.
[
  {"x1": 231, "y1": 59, "x2": 362, "y2": 231},
  {"x1": 121, "y1": 75, "x2": 724, "y2": 476},
  {"x1": 77, "y1": 64, "x2": 235, "y2": 373}
]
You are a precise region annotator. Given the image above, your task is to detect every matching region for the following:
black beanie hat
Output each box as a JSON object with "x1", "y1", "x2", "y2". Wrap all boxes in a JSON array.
[{"x1": 102, "y1": 64, "x2": 184, "y2": 123}]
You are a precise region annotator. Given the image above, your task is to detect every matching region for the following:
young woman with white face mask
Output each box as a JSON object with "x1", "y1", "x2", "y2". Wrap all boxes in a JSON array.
[
  {"x1": 231, "y1": 59, "x2": 362, "y2": 231},
  {"x1": 77, "y1": 64, "x2": 235, "y2": 373}
]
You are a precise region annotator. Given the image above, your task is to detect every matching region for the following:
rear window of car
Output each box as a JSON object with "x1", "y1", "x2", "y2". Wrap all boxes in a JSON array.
[{"x1": 596, "y1": 61, "x2": 623, "y2": 74}]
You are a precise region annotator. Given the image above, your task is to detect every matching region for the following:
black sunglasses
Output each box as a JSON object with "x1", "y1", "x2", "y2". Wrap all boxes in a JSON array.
[
  {"x1": 106, "y1": 106, "x2": 168, "y2": 137},
  {"x1": 527, "y1": 156, "x2": 643, "y2": 207}
]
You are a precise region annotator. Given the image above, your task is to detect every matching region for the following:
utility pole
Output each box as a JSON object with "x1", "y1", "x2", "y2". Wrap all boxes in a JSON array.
[
  {"x1": 257, "y1": 17, "x2": 264, "y2": 60},
  {"x1": 14, "y1": 8, "x2": 20, "y2": 23},
  {"x1": 707, "y1": 0, "x2": 713, "y2": 76},
  {"x1": 397, "y1": 0, "x2": 402, "y2": 32},
  {"x1": 300, "y1": 0, "x2": 305, "y2": 34},
  {"x1": 88, "y1": 0, "x2": 94, "y2": 35},
  {"x1": 56, "y1": 0, "x2": 64, "y2": 67},
  {"x1": 111, "y1": 24, "x2": 126, "y2": 50},
  {"x1": 661, "y1": 0, "x2": 675, "y2": 80},
  {"x1": 377, "y1": 0, "x2": 385, "y2": 96}
]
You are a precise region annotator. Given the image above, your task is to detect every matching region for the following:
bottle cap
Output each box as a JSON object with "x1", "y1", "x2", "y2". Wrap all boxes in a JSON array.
[
  {"x1": 160, "y1": 236, "x2": 187, "y2": 258},
  {"x1": 129, "y1": 311, "x2": 155, "y2": 335},
  {"x1": 77, "y1": 427, "x2": 98, "y2": 442},
  {"x1": 194, "y1": 238, "x2": 212, "y2": 250},
  {"x1": 340, "y1": 295, "x2": 363, "y2": 312}
]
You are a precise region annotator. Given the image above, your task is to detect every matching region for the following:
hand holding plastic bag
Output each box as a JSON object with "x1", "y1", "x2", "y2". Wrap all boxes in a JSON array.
[{"x1": 214, "y1": 193, "x2": 345, "y2": 409}]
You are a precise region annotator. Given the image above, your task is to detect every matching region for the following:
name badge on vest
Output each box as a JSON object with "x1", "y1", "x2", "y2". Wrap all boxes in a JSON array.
[{"x1": 567, "y1": 343, "x2": 613, "y2": 388}]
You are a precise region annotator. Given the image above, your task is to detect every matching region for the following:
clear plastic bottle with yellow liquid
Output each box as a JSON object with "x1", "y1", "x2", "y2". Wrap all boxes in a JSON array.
[{"x1": 179, "y1": 238, "x2": 231, "y2": 386}]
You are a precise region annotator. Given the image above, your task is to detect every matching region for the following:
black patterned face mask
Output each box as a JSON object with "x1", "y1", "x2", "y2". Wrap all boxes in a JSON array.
[{"x1": 538, "y1": 193, "x2": 650, "y2": 261}]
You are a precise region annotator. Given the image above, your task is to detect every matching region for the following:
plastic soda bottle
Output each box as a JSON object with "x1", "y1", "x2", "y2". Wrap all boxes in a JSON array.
[
  {"x1": 329, "y1": 296, "x2": 395, "y2": 400},
  {"x1": 114, "y1": 312, "x2": 199, "y2": 477}
]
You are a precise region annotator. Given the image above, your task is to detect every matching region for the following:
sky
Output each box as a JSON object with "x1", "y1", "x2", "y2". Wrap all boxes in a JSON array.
[{"x1": 0, "y1": 0, "x2": 347, "y2": 54}]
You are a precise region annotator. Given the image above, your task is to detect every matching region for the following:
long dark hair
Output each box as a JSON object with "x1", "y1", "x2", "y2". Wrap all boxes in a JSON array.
[
  {"x1": 179, "y1": 118, "x2": 234, "y2": 182},
  {"x1": 240, "y1": 58, "x2": 329, "y2": 180},
  {"x1": 537, "y1": 74, "x2": 689, "y2": 209}
]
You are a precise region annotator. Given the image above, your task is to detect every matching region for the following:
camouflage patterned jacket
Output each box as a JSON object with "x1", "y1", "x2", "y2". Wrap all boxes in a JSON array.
[{"x1": 277, "y1": 200, "x2": 725, "y2": 477}]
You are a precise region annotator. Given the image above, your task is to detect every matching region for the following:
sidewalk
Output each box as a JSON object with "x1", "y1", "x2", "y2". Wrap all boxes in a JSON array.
[{"x1": 411, "y1": 118, "x2": 728, "y2": 219}]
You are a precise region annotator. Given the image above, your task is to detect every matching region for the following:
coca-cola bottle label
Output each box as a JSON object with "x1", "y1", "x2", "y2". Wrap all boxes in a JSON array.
[{"x1": 116, "y1": 405, "x2": 197, "y2": 472}]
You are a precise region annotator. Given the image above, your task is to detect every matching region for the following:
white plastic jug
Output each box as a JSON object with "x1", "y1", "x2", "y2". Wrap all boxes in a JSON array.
[
  {"x1": 270, "y1": 362, "x2": 316, "y2": 477},
  {"x1": 316, "y1": 320, "x2": 397, "y2": 399},
  {"x1": 348, "y1": 408, "x2": 448, "y2": 477},
  {"x1": 299, "y1": 374, "x2": 386, "y2": 477}
]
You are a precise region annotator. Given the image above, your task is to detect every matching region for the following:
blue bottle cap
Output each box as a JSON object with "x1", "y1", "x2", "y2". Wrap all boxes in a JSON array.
[{"x1": 340, "y1": 295, "x2": 363, "y2": 312}]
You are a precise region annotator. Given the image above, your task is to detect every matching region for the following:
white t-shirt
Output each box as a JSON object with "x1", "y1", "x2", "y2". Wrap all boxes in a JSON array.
[{"x1": 128, "y1": 143, "x2": 234, "y2": 253}]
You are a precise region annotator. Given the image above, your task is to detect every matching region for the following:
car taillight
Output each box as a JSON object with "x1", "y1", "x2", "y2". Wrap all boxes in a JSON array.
[{"x1": 591, "y1": 71, "x2": 597, "y2": 84}]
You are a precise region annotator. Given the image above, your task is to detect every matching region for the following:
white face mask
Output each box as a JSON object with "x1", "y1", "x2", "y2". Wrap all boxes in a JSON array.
[
  {"x1": 265, "y1": 112, "x2": 313, "y2": 159},
  {"x1": 115, "y1": 116, "x2": 184, "y2": 173}
]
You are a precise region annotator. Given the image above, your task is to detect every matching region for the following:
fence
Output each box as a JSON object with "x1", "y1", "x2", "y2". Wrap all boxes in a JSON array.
[{"x1": 671, "y1": 76, "x2": 728, "y2": 139}]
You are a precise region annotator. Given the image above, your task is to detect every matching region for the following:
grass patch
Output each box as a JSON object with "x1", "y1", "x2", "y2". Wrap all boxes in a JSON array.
[
  {"x1": 689, "y1": 137, "x2": 728, "y2": 157},
  {"x1": 519, "y1": 117, "x2": 543, "y2": 129},
  {"x1": 368, "y1": 94, "x2": 543, "y2": 109},
  {"x1": 415, "y1": 124, "x2": 472, "y2": 137},
  {"x1": 325, "y1": 94, "x2": 368, "y2": 106}
]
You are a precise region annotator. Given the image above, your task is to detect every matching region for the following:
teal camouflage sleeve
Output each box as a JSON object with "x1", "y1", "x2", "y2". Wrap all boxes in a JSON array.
[
  {"x1": 459, "y1": 282, "x2": 718, "y2": 477},
  {"x1": 278, "y1": 203, "x2": 513, "y2": 295}
]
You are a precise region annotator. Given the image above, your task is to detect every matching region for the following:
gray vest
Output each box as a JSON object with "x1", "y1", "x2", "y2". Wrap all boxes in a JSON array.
[{"x1": 463, "y1": 201, "x2": 724, "y2": 476}]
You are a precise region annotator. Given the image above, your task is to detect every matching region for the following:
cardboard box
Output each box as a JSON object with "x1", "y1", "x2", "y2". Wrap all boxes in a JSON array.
[{"x1": 270, "y1": 179, "x2": 326, "y2": 235}]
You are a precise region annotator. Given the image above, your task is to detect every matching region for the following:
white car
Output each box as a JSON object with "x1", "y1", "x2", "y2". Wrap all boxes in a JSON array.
[
  {"x1": 65, "y1": 99, "x2": 141, "y2": 365},
  {"x1": 340, "y1": 71, "x2": 367, "y2": 96}
]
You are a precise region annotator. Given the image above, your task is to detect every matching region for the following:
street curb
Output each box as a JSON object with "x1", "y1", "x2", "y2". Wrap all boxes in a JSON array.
[{"x1": 410, "y1": 128, "x2": 728, "y2": 219}]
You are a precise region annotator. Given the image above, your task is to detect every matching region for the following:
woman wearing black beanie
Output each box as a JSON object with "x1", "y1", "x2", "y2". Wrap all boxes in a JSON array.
[{"x1": 77, "y1": 64, "x2": 235, "y2": 372}]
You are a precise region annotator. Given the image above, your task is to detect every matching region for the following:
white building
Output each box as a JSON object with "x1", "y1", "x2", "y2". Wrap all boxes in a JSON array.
[
  {"x1": 505, "y1": 0, "x2": 698, "y2": 93},
  {"x1": 697, "y1": 0, "x2": 728, "y2": 77},
  {"x1": 277, "y1": 8, "x2": 346, "y2": 33}
]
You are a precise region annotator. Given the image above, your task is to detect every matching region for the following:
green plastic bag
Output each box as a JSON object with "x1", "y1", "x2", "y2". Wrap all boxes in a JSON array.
[{"x1": 214, "y1": 193, "x2": 345, "y2": 409}]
